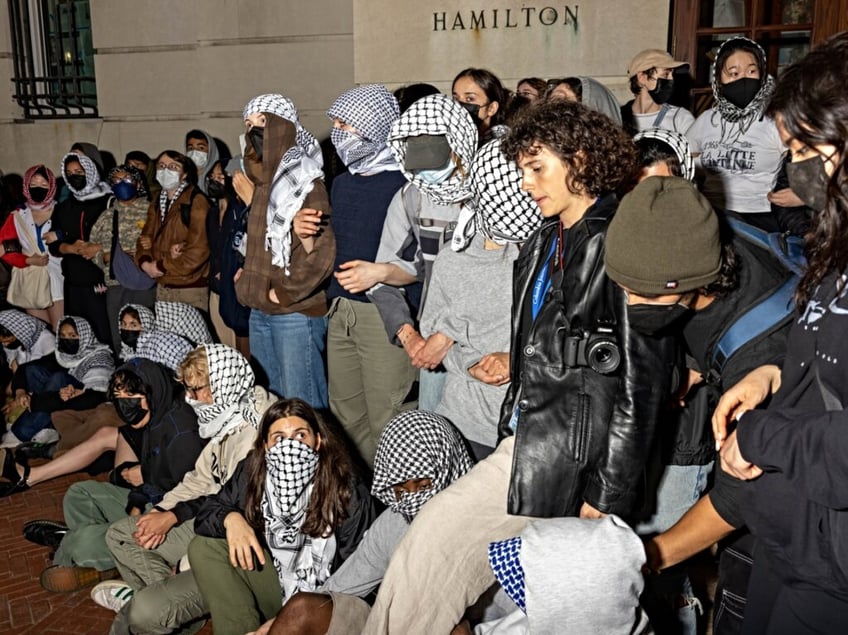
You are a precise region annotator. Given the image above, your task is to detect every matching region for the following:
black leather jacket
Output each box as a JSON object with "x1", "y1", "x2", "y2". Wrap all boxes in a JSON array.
[{"x1": 499, "y1": 195, "x2": 676, "y2": 518}]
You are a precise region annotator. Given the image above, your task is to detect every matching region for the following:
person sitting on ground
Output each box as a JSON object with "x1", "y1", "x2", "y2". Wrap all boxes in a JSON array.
[
  {"x1": 0, "y1": 331, "x2": 193, "y2": 494},
  {"x1": 31, "y1": 358, "x2": 206, "y2": 594},
  {"x1": 251, "y1": 409, "x2": 473, "y2": 635},
  {"x1": 464, "y1": 515, "x2": 651, "y2": 634},
  {"x1": 0, "y1": 309, "x2": 55, "y2": 422},
  {"x1": 98, "y1": 344, "x2": 274, "y2": 634},
  {"x1": 0, "y1": 315, "x2": 114, "y2": 449},
  {"x1": 0, "y1": 309, "x2": 55, "y2": 375},
  {"x1": 187, "y1": 398, "x2": 376, "y2": 635},
  {"x1": 118, "y1": 301, "x2": 212, "y2": 361}
]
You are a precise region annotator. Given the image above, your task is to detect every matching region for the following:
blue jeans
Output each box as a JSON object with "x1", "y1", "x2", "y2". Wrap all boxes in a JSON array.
[
  {"x1": 249, "y1": 310, "x2": 328, "y2": 409},
  {"x1": 12, "y1": 366, "x2": 81, "y2": 441}
]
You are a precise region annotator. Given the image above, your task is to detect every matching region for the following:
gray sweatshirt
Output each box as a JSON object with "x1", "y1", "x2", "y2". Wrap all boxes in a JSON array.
[{"x1": 419, "y1": 234, "x2": 517, "y2": 448}]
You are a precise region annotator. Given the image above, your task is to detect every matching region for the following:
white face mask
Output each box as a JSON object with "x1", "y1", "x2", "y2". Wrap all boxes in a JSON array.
[
  {"x1": 186, "y1": 150, "x2": 208, "y2": 169},
  {"x1": 156, "y1": 168, "x2": 182, "y2": 191},
  {"x1": 415, "y1": 158, "x2": 456, "y2": 185}
]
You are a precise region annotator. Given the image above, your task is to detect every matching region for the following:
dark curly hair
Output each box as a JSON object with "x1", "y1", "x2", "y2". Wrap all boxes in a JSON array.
[
  {"x1": 766, "y1": 32, "x2": 848, "y2": 307},
  {"x1": 502, "y1": 100, "x2": 638, "y2": 197}
]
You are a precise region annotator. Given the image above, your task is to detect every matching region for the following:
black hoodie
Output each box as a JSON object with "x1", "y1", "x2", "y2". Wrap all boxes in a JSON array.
[{"x1": 116, "y1": 358, "x2": 207, "y2": 509}]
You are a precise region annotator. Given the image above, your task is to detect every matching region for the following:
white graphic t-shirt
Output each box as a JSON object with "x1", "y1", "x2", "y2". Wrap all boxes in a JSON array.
[{"x1": 687, "y1": 110, "x2": 784, "y2": 214}]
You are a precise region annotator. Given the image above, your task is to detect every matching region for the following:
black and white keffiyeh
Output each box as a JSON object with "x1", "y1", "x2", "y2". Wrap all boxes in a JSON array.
[
  {"x1": 0, "y1": 310, "x2": 47, "y2": 351},
  {"x1": 262, "y1": 438, "x2": 333, "y2": 600},
  {"x1": 327, "y1": 84, "x2": 401, "y2": 175},
  {"x1": 372, "y1": 410, "x2": 473, "y2": 522},
  {"x1": 119, "y1": 303, "x2": 156, "y2": 360},
  {"x1": 154, "y1": 301, "x2": 213, "y2": 346},
  {"x1": 243, "y1": 93, "x2": 324, "y2": 275},
  {"x1": 711, "y1": 37, "x2": 775, "y2": 140},
  {"x1": 634, "y1": 128, "x2": 696, "y2": 182},
  {"x1": 135, "y1": 331, "x2": 193, "y2": 371},
  {"x1": 55, "y1": 315, "x2": 115, "y2": 392},
  {"x1": 157, "y1": 179, "x2": 189, "y2": 222},
  {"x1": 119, "y1": 302, "x2": 211, "y2": 360},
  {"x1": 61, "y1": 153, "x2": 111, "y2": 201},
  {"x1": 388, "y1": 94, "x2": 478, "y2": 206},
  {"x1": 191, "y1": 344, "x2": 260, "y2": 439},
  {"x1": 453, "y1": 137, "x2": 541, "y2": 251}
]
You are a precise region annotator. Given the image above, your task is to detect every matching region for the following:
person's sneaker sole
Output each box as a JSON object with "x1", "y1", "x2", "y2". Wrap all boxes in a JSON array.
[{"x1": 40, "y1": 565, "x2": 119, "y2": 593}]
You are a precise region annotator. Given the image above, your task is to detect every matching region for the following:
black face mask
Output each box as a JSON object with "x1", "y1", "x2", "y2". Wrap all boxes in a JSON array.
[
  {"x1": 248, "y1": 127, "x2": 265, "y2": 161},
  {"x1": 66, "y1": 174, "x2": 88, "y2": 192},
  {"x1": 649, "y1": 78, "x2": 674, "y2": 105},
  {"x1": 120, "y1": 329, "x2": 141, "y2": 349},
  {"x1": 786, "y1": 155, "x2": 829, "y2": 212},
  {"x1": 458, "y1": 101, "x2": 483, "y2": 123},
  {"x1": 57, "y1": 337, "x2": 80, "y2": 355},
  {"x1": 114, "y1": 397, "x2": 149, "y2": 426},
  {"x1": 720, "y1": 77, "x2": 762, "y2": 110},
  {"x1": 29, "y1": 186, "x2": 49, "y2": 203},
  {"x1": 627, "y1": 302, "x2": 690, "y2": 336},
  {"x1": 206, "y1": 179, "x2": 228, "y2": 200},
  {"x1": 4, "y1": 339, "x2": 22, "y2": 350}
]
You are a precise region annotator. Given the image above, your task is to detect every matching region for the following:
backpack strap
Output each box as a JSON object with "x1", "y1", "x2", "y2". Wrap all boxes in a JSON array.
[
  {"x1": 710, "y1": 275, "x2": 797, "y2": 379},
  {"x1": 726, "y1": 217, "x2": 806, "y2": 275},
  {"x1": 652, "y1": 103, "x2": 671, "y2": 128},
  {"x1": 708, "y1": 218, "x2": 806, "y2": 382}
]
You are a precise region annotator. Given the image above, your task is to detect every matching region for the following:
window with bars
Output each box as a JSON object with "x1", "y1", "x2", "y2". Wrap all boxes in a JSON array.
[{"x1": 7, "y1": 0, "x2": 98, "y2": 119}]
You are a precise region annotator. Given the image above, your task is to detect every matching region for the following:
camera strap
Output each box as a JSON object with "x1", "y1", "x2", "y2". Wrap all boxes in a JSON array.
[{"x1": 531, "y1": 224, "x2": 565, "y2": 322}]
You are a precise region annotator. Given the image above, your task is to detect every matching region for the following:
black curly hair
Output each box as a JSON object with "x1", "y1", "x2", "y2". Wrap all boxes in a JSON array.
[{"x1": 502, "y1": 100, "x2": 638, "y2": 197}]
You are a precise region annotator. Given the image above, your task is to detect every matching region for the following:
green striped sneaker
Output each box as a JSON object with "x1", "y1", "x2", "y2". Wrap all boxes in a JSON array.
[{"x1": 90, "y1": 580, "x2": 135, "y2": 612}]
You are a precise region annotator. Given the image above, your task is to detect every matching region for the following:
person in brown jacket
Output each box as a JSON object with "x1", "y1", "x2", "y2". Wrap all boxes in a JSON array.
[
  {"x1": 136, "y1": 150, "x2": 210, "y2": 311},
  {"x1": 235, "y1": 93, "x2": 335, "y2": 408}
]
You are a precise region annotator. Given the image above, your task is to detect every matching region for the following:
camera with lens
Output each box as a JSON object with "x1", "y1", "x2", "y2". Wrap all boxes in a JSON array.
[{"x1": 564, "y1": 324, "x2": 621, "y2": 375}]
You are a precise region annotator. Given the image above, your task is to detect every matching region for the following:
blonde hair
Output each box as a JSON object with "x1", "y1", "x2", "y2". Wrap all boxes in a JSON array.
[{"x1": 176, "y1": 346, "x2": 208, "y2": 386}]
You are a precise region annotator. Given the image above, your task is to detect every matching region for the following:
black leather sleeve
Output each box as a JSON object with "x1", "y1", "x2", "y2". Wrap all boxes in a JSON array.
[{"x1": 583, "y1": 282, "x2": 677, "y2": 514}]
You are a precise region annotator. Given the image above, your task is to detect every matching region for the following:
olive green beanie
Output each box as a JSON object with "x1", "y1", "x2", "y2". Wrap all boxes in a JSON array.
[{"x1": 605, "y1": 176, "x2": 721, "y2": 295}]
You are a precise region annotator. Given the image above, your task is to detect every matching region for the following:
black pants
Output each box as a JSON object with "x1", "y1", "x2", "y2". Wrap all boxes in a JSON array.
[
  {"x1": 742, "y1": 544, "x2": 848, "y2": 635},
  {"x1": 64, "y1": 282, "x2": 111, "y2": 346}
]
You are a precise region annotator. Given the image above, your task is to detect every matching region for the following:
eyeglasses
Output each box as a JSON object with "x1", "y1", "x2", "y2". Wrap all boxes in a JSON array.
[
  {"x1": 157, "y1": 163, "x2": 181, "y2": 172},
  {"x1": 183, "y1": 382, "x2": 209, "y2": 397}
]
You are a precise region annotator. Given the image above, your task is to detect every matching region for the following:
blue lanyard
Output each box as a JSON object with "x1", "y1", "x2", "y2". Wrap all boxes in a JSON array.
[{"x1": 531, "y1": 236, "x2": 560, "y2": 321}]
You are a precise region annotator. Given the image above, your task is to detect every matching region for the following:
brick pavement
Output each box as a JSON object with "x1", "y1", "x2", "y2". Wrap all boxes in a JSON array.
[{"x1": 0, "y1": 463, "x2": 212, "y2": 635}]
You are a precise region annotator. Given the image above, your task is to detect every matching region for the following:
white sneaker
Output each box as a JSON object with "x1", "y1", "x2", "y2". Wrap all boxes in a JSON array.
[
  {"x1": 90, "y1": 580, "x2": 134, "y2": 612},
  {"x1": 0, "y1": 431, "x2": 22, "y2": 448},
  {"x1": 31, "y1": 428, "x2": 60, "y2": 445}
]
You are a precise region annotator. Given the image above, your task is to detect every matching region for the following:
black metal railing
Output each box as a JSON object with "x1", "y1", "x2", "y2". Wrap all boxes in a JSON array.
[{"x1": 8, "y1": 0, "x2": 98, "y2": 119}]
